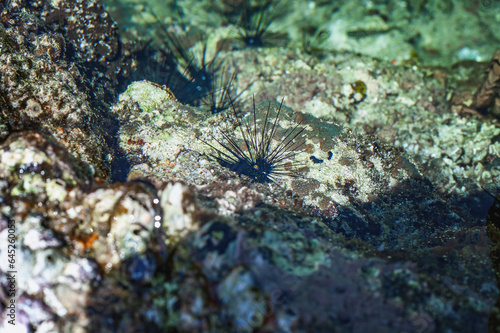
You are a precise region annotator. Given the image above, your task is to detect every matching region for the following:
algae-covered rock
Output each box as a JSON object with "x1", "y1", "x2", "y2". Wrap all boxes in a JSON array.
[
  {"x1": 0, "y1": 0, "x2": 136, "y2": 180},
  {"x1": 0, "y1": 0, "x2": 134, "y2": 104},
  {"x1": 0, "y1": 121, "x2": 495, "y2": 332},
  {"x1": 105, "y1": 79, "x2": 496, "y2": 331},
  {"x1": 0, "y1": 1, "x2": 498, "y2": 332}
]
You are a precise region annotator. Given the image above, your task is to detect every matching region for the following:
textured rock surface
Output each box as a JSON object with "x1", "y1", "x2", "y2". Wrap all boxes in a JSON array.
[
  {"x1": 103, "y1": 0, "x2": 500, "y2": 197},
  {"x1": 0, "y1": 0, "x2": 134, "y2": 104},
  {"x1": 0, "y1": 0, "x2": 499, "y2": 332},
  {"x1": 0, "y1": 127, "x2": 496, "y2": 332},
  {"x1": 0, "y1": 0, "x2": 136, "y2": 180}
]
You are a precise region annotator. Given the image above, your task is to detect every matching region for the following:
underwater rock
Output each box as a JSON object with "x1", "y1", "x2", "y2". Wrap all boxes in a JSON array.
[
  {"x1": 0, "y1": 0, "x2": 137, "y2": 180},
  {"x1": 0, "y1": 131, "x2": 157, "y2": 330},
  {"x1": 0, "y1": 0, "x2": 134, "y2": 104},
  {"x1": 1, "y1": 59, "x2": 492, "y2": 332},
  {"x1": 473, "y1": 50, "x2": 500, "y2": 117},
  {"x1": 104, "y1": 79, "x2": 497, "y2": 331},
  {"x1": 0, "y1": 125, "x2": 496, "y2": 331},
  {"x1": 113, "y1": 81, "x2": 469, "y2": 253},
  {"x1": 0, "y1": 2, "x2": 498, "y2": 331},
  {"x1": 0, "y1": 23, "x2": 110, "y2": 178}
]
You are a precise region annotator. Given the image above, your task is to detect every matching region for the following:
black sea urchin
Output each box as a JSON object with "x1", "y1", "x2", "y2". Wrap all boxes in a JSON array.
[
  {"x1": 237, "y1": 0, "x2": 286, "y2": 48},
  {"x1": 204, "y1": 97, "x2": 306, "y2": 183}
]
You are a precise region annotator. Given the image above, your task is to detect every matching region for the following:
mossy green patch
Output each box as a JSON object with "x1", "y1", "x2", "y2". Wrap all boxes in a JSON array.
[
  {"x1": 122, "y1": 81, "x2": 175, "y2": 113},
  {"x1": 259, "y1": 230, "x2": 330, "y2": 276}
]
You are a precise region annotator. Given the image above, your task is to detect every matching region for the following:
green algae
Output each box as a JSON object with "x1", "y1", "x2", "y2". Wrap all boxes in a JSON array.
[
  {"x1": 258, "y1": 229, "x2": 330, "y2": 276},
  {"x1": 121, "y1": 80, "x2": 175, "y2": 113}
]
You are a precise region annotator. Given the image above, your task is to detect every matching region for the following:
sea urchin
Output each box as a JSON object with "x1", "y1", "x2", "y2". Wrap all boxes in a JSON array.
[{"x1": 204, "y1": 97, "x2": 306, "y2": 183}]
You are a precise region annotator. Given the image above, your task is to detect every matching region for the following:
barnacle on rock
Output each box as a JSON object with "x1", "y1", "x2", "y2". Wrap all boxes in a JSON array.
[{"x1": 203, "y1": 97, "x2": 306, "y2": 183}]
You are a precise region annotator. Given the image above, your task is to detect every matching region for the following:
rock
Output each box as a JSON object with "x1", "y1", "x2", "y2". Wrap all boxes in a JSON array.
[
  {"x1": 0, "y1": 0, "x2": 134, "y2": 104},
  {"x1": 0, "y1": 0, "x2": 136, "y2": 180},
  {"x1": 0, "y1": 1, "x2": 498, "y2": 332}
]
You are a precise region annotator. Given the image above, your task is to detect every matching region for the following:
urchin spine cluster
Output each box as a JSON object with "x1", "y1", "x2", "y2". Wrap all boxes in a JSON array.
[{"x1": 204, "y1": 97, "x2": 305, "y2": 183}]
